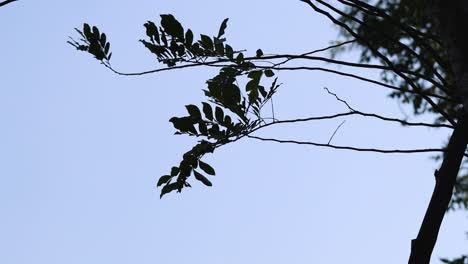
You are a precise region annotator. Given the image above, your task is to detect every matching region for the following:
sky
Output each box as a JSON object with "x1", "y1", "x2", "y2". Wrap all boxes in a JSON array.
[{"x1": 0, "y1": 1, "x2": 466, "y2": 263}]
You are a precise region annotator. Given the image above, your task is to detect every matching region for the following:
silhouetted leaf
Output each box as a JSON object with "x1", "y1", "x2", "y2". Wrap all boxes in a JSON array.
[
  {"x1": 160, "y1": 182, "x2": 181, "y2": 198},
  {"x1": 83, "y1": 23, "x2": 91, "y2": 38},
  {"x1": 256, "y1": 49, "x2": 263, "y2": 57},
  {"x1": 224, "y1": 115, "x2": 232, "y2": 127},
  {"x1": 160, "y1": 14, "x2": 184, "y2": 40},
  {"x1": 225, "y1": 44, "x2": 234, "y2": 59},
  {"x1": 218, "y1": 18, "x2": 229, "y2": 38},
  {"x1": 248, "y1": 70, "x2": 262, "y2": 80},
  {"x1": 246, "y1": 79, "x2": 258, "y2": 92},
  {"x1": 215, "y1": 106, "x2": 224, "y2": 123},
  {"x1": 202, "y1": 102, "x2": 214, "y2": 120},
  {"x1": 100, "y1": 33, "x2": 107, "y2": 46},
  {"x1": 157, "y1": 175, "x2": 171, "y2": 187},
  {"x1": 92, "y1": 26, "x2": 100, "y2": 40},
  {"x1": 198, "y1": 122, "x2": 208, "y2": 135},
  {"x1": 236, "y1": 53, "x2": 244, "y2": 64},
  {"x1": 215, "y1": 42, "x2": 224, "y2": 55},
  {"x1": 185, "y1": 29, "x2": 194, "y2": 46},
  {"x1": 200, "y1": 34, "x2": 213, "y2": 50},
  {"x1": 169, "y1": 117, "x2": 197, "y2": 134},
  {"x1": 194, "y1": 170, "x2": 212, "y2": 186},
  {"x1": 186, "y1": 104, "x2": 201, "y2": 120},
  {"x1": 161, "y1": 31, "x2": 168, "y2": 46},
  {"x1": 199, "y1": 161, "x2": 215, "y2": 175},
  {"x1": 264, "y1": 69, "x2": 275, "y2": 77},
  {"x1": 170, "y1": 166, "x2": 180, "y2": 176},
  {"x1": 144, "y1": 21, "x2": 160, "y2": 44}
]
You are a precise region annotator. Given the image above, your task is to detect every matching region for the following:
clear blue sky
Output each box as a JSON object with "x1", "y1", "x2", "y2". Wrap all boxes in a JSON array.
[{"x1": 0, "y1": 1, "x2": 466, "y2": 263}]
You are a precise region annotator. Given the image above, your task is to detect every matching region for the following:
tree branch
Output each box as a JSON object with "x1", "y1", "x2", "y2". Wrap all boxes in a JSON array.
[
  {"x1": 0, "y1": 0, "x2": 17, "y2": 7},
  {"x1": 246, "y1": 135, "x2": 447, "y2": 154},
  {"x1": 301, "y1": 0, "x2": 457, "y2": 126},
  {"x1": 336, "y1": 0, "x2": 451, "y2": 93},
  {"x1": 104, "y1": 61, "x2": 453, "y2": 103},
  {"x1": 252, "y1": 111, "x2": 453, "y2": 130}
]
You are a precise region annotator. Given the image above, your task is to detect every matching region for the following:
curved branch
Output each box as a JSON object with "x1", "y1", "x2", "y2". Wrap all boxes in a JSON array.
[
  {"x1": 0, "y1": 0, "x2": 17, "y2": 7},
  {"x1": 253, "y1": 111, "x2": 453, "y2": 130},
  {"x1": 104, "y1": 61, "x2": 453, "y2": 102},
  {"x1": 247, "y1": 135, "x2": 447, "y2": 154}
]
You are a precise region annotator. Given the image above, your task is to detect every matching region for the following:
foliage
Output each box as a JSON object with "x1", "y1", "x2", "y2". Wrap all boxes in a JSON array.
[
  {"x1": 70, "y1": 15, "x2": 279, "y2": 197},
  {"x1": 336, "y1": 0, "x2": 461, "y2": 122},
  {"x1": 70, "y1": 2, "x2": 467, "y2": 262}
]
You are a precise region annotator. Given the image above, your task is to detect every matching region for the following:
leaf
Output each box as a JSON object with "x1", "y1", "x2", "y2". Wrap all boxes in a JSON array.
[
  {"x1": 157, "y1": 175, "x2": 171, "y2": 187},
  {"x1": 160, "y1": 14, "x2": 184, "y2": 40},
  {"x1": 215, "y1": 106, "x2": 224, "y2": 123},
  {"x1": 264, "y1": 69, "x2": 275, "y2": 77},
  {"x1": 144, "y1": 21, "x2": 160, "y2": 44},
  {"x1": 92, "y1": 26, "x2": 100, "y2": 40},
  {"x1": 225, "y1": 44, "x2": 234, "y2": 59},
  {"x1": 104, "y1": 42, "x2": 110, "y2": 55},
  {"x1": 140, "y1": 40, "x2": 167, "y2": 56},
  {"x1": 217, "y1": 18, "x2": 229, "y2": 38},
  {"x1": 185, "y1": 29, "x2": 194, "y2": 46},
  {"x1": 194, "y1": 170, "x2": 213, "y2": 186},
  {"x1": 256, "y1": 49, "x2": 263, "y2": 58},
  {"x1": 200, "y1": 34, "x2": 214, "y2": 50},
  {"x1": 170, "y1": 167, "x2": 180, "y2": 176},
  {"x1": 224, "y1": 115, "x2": 232, "y2": 127},
  {"x1": 185, "y1": 104, "x2": 202, "y2": 120},
  {"x1": 160, "y1": 182, "x2": 180, "y2": 198},
  {"x1": 215, "y1": 42, "x2": 224, "y2": 55},
  {"x1": 236, "y1": 53, "x2": 244, "y2": 64},
  {"x1": 246, "y1": 79, "x2": 259, "y2": 92},
  {"x1": 169, "y1": 117, "x2": 197, "y2": 134},
  {"x1": 100, "y1": 33, "x2": 107, "y2": 46},
  {"x1": 198, "y1": 122, "x2": 208, "y2": 135},
  {"x1": 202, "y1": 102, "x2": 214, "y2": 120},
  {"x1": 259, "y1": 85, "x2": 267, "y2": 97},
  {"x1": 161, "y1": 31, "x2": 168, "y2": 46},
  {"x1": 83, "y1": 23, "x2": 91, "y2": 38},
  {"x1": 222, "y1": 83, "x2": 241, "y2": 106},
  {"x1": 247, "y1": 70, "x2": 263, "y2": 80},
  {"x1": 199, "y1": 161, "x2": 216, "y2": 175}
]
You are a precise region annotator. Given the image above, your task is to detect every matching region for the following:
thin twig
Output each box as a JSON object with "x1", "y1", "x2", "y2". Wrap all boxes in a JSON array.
[
  {"x1": 328, "y1": 120, "x2": 346, "y2": 144},
  {"x1": 273, "y1": 39, "x2": 357, "y2": 67},
  {"x1": 324, "y1": 87, "x2": 355, "y2": 111}
]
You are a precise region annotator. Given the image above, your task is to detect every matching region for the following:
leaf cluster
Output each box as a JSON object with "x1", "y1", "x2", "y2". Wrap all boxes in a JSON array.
[{"x1": 69, "y1": 23, "x2": 112, "y2": 61}]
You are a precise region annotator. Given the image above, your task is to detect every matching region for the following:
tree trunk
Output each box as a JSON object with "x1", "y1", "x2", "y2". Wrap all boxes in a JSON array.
[
  {"x1": 408, "y1": 114, "x2": 468, "y2": 263},
  {"x1": 409, "y1": 1, "x2": 468, "y2": 263}
]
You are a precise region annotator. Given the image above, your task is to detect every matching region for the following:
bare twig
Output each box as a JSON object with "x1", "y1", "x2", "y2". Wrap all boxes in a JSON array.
[
  {"x1": 273, "y1": 39, "x2": 357, "y2": 67},
  {"x1": 324, "y1": 87, "x2": 355, "y2": 111},
  {"x1": 328, "y1": 120, "x2": 346, "y2": 144}
]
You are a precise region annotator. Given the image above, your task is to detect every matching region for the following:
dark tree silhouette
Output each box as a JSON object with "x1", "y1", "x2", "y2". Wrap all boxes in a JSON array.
[{"x1": 70, "y1": 1, "x2": 468, "y2": 263}]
